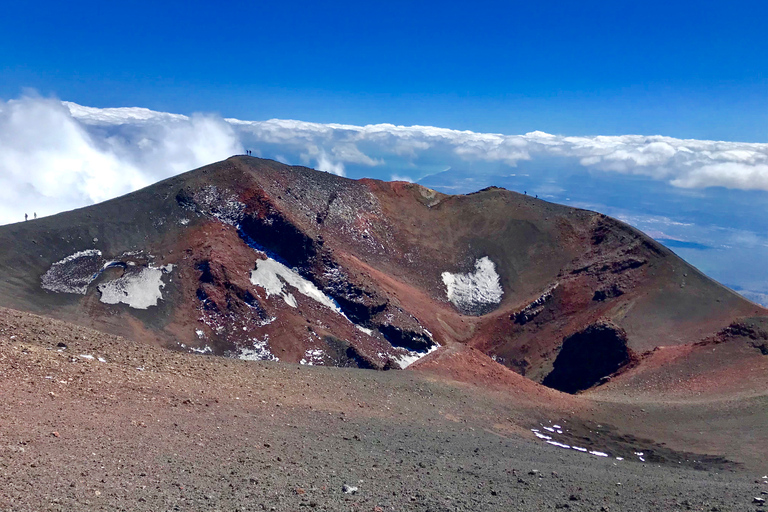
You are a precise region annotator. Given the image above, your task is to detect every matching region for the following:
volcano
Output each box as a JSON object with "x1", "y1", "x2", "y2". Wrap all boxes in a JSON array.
[
  {"x1": 3, "y1": 156, "x2": 768, "y2": 510},
  {"x1": 0, "y1": 156, "x2": 764, "y2": 391}
]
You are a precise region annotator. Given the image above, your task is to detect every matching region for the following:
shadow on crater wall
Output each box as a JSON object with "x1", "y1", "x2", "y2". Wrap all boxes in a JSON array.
[{"x1": 543, "y1": 321, "x2": 634, "y2": 394}]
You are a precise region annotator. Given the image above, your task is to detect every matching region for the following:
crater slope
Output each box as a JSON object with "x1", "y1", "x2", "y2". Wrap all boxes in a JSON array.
[{"x1": 0, "y1": 156, "x2": 764, "y2": 394}]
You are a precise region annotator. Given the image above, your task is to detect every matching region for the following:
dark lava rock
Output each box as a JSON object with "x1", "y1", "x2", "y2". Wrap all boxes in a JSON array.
[{"x1": 542, "y1": 321, "x2": 634, "y2": 394}]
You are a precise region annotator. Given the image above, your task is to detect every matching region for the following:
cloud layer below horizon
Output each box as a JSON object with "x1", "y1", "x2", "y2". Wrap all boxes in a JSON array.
[
  {"x1": 1, "y1": 95, "x2": 767, "y2": 225},
  {"x1": 2, "y1": 94, "x2": 768, "y2": 303}
]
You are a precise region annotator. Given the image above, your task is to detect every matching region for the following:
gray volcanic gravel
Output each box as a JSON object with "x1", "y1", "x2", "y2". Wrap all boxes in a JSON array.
[{"x1": 0, "y1": 307, "x2": 764, "y2": 511}]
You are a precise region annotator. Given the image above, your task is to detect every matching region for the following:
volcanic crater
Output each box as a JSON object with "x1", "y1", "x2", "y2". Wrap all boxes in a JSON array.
[{"x1": 1, "y1": 156, "x2": 767, "y2": 510}]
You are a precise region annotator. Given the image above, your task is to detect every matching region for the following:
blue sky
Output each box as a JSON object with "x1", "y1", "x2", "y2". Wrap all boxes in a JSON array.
[{"x1": 1, "y1": 0, "x2": 766, "y2": 141}]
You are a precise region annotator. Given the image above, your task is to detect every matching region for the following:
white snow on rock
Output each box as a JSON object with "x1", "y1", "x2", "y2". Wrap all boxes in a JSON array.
[
  {"x1": 532, "y1": 424, "x2": 625, "y2": 461},
  {"x1": 441, "y1": 257, "x2": 503, "y2": 313},
  {"x1": 355, "y1": 325, "x2": 374, "y2": 336},
  {"x1": 238, "y1": 335, "x2": 278, "y2": 361},
  {"x1": 300, "y1": 348, "x2": 325, "y2": 366},
  {"x1": 98, "y1": 265, "x2": 173, "y2": 309},
  {"x1": 395, "y1": 343, "x2": 440, "y2": 369},
  {"x1": 41, "y1": 249, "x2": 103, "y2": 294},
  {"x1": 195, "y1": 185, "x2": 245, "y2": 226},
  {"x1": 250, "y1": 258, "x2": 342, "y2": 312}
]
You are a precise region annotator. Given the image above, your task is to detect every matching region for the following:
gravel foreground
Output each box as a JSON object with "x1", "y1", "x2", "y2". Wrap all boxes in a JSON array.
[{"x1": 1, "y1": 308, "x2": 766, "y2": 511}]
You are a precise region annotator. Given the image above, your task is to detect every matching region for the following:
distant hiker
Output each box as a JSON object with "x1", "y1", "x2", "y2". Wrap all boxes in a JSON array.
[
  {"x1": 24, "y1": 213, "x2": 27, "y2": 221},
  {"x1": 34, "y1": 212, "x2": 37, "y2": 219},
  {"x1": 524, "y1": 191, "x2": 527, "y2": 195}
]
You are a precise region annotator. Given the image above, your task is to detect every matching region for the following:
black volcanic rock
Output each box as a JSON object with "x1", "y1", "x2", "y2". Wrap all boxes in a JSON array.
[{"x1": 542, "y1": 321, "x2": 634, "y2": 394}]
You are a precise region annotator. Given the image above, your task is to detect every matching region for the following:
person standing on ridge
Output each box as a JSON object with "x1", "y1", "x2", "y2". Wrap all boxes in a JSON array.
[{"x1": 24, "y1": 213, "x2": 27, "y2": 221}]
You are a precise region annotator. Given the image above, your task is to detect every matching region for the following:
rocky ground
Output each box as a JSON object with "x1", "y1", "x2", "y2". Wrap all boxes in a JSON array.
[{"x1": 1, "y1": 307, "x2": 767, "y2": 511}]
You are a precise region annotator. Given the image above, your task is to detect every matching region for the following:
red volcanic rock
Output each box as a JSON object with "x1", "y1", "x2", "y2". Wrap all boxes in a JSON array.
[{"x1": 0, "y1": 156, "x2": 764, "y2": 394}]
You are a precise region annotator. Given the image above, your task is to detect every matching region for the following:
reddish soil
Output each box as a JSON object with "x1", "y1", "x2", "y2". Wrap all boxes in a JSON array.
[
  {"x1": 1, "y1": 306, "x2": 767, "y2": 511},
  {"x1": 1, "y1": 157, "x2": 767, "y2": 509}
]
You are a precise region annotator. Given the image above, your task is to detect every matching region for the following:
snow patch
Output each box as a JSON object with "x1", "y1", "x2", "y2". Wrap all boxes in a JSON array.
[
  {"x1": 395, "y1": 343, "x2": 440, "y2": 369},
  {"x1": 41, "y1": 249, "x2": 103, "y2": 294},
  {"x1": 195, "y1": 186, "x2": 245, "y2": 226},
  {"x1": 98, "y1": 264, "x2": 173, "y2": 309},
  {"x1": 300, "y1": 348, "x2": 325, "y2": 366},
  {"x1": 250, "y1": 258, "x2": 342, "y2": 312},
  {"x1": 238, "y1": 336, "x2": 278, "y2": 362},
  {"x1": 355, "y1": 325, "x2": 375, "y2": 336},
  {"x1": 532, "y1": 424, "x2": 623, "y2": 461},
  {"x1": 441, "y1": 257, "x2": 503, "y2": 314},
  {"x1": 257, "y1": 316, "x2": 277, "y2": 327}
]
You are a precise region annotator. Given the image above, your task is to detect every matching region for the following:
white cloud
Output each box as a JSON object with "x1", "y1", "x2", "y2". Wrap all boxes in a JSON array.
[
  {"x1": 315, "y1": 150, "x2": 346, "y2": 176},
  {"x1": 0, "y1": 95, "x2": 242, "y2": 225},
  {"x1": 1, "y1": 94, "x2": 768, "y2": 225},
  {"x1": 225, "y1": 116, "x2": 768, "y2": 191},
  {"x1": 670, "y1": 163, "x2": 768, "y2": 190}
]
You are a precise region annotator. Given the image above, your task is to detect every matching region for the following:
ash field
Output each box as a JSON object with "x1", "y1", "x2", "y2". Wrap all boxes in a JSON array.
[{"x1": 1, "y1": 156, "x2": 767, "y2": 511}]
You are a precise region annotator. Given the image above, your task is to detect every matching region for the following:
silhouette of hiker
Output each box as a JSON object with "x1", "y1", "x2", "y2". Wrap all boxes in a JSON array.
[
  {"x1": 34, "y1": 212, "x2": 37, "y2": 219},
  {"x1": 24, "y1": 213, "x2": 27, "y2": 221}
]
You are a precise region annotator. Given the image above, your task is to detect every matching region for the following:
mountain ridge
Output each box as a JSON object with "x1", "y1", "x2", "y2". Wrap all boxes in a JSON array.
[{"x1": 0, "y1": 155, "x2": 763, "y2": 394}]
